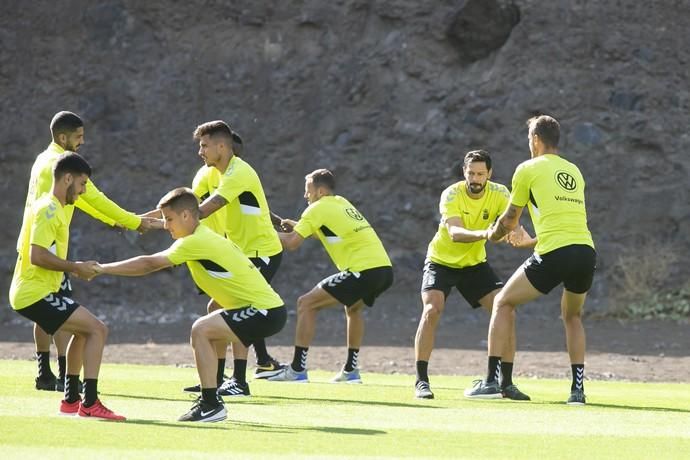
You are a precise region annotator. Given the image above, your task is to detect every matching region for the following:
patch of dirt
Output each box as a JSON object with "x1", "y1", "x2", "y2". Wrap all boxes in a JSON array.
[{"x1": 1, "y1": 316, "x2": 687, "y2": 383}]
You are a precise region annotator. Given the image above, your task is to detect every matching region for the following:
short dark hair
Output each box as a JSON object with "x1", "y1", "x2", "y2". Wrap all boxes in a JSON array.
[
  {"x1": 527, "y1": 115, "x2": 560, "y2": 148},
  {"x1": 157, "y1": 187, "x2": 200, "y2": 217},
  {"x1": 193, "y1": 120, "x2": 243, "y2": 156},
  {"x1": 53, "y1": 152, "x2": 92, "y2": 180},
  {"x1": 463, "y1": 149, "x2": 492, "y2": 170},
  {"x1": 50, "y1": 111, "x2": 83, "y2": 138},
  {"x1": 305, "y1": 168, "x2": 335, "y2": 191}
]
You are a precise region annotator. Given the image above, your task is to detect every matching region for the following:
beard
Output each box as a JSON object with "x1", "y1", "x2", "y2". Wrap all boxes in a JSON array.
[
  {"x1": 66, "y1": 184, "x2": 78, "y2": 204},
  {"x1": 467, "y1": 182, "x2": 486, "y2": 194}
]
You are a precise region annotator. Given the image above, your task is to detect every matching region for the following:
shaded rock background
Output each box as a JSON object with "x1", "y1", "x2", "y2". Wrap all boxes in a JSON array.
[{"x1": 1, "y1": 1, "x2": 689, "y2": 337}]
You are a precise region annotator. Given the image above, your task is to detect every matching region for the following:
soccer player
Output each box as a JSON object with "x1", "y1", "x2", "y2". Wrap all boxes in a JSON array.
[
  {"x1": 268, "y1": 169, "x2": 394, "y2": 384},
  {"x1": 414, "y1": 150, "x2": 529, "y2": 401},
  {"x1": 464, "y1": 115, "x2": 596, "y2": 405},
  {"x1": 10, "y1": 152, "x2": 125, "y2": 420},
  {"x1": 96, "y1": 188, "x2": 286, "y2": 422},
  {"x1": 187, "y1": 121, "x2": 285, "y2": 396},
  {"x1": 17, "y1": 111, "x2": 159, "y2": 392}
]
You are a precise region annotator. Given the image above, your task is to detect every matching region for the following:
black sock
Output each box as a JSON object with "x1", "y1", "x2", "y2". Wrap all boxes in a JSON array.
[
  {"x1": 416, "y1": 360, "x2": 429, "y2": 383},
  {"x1": 57, "y1": 356, "x2": 67, "y2": 380},
  {"x1": 65, "y1": 374, "x2": 80, "y2": 403},
  {"x1": 571, "y1": 364, "x2": 585, "y2": 392},
  {"x1": 500, "y1": 362, "x2": 514, "y2": 388},
  {"x1": 36, "y1": 351, "x2": 52, "y2": 377},
  {"x1": 216, "y1": 359, "x2": 226, "y2": 387},
  {"x1": 232, "y1": 359, "x2": 247, "y2": 384},
  {"x1": 291, "y1": 346, "x2": 309, "y2": 372},
  {"x1": 344, "y1": 348, "x2": 359, "y2": 372},
  {"x1": 252, "y1": 339, "x2": 271, "y2": 365},
  {"x1": 83, "y1": 378, "x2": 98, "y2": 407},
  {"x1": 201, "y1": 388, "x2": 219, "y2": 406},
  {"x1": 486, "y1": 356, "x2": 501, "y2": 383}
]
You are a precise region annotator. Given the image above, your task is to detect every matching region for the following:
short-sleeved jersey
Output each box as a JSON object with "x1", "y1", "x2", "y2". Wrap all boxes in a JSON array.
[
  {"x1": 427, "y1": 181, "x2": 510, "y2": 269},
  {"x1": 293, "y1": 195, "x2": 392, "y2": 272},
  {"x1": 510, "y1": 154, "x2": 594, "y2": 255},
  {"x1": 163, "y1": 224, "x2": 283, "y2": 311},
  {"x1": 16, "y1": 142, "x2": 141, "y2": 253},
  {"x1": 10, "y1": 195, "x2": 69, "y2": 310},
  {"x1": 191, "y1": 165, "x2": 226, "y2": 237},
  {"x1": 213, "y1": 156, "x2": 282, "y2": 257}
]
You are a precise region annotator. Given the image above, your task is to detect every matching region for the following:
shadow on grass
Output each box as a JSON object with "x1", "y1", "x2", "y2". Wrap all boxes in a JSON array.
[
  {"x1": 232, "y1": 420, "x2": 386, "y2": 436},
  {"x1": 544, "y1": 400, "x2": 690, "y2": 414},
  {"x1": 258, "y1": 394, "x2": 442, "y2": 409},
  {"x1": 124, "y1": 418, "x2": 228, "y2": 430}
]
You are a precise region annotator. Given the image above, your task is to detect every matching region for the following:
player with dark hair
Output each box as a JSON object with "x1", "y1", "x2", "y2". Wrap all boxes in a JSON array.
[
  {"x1": 96, "y1": 187, "x2": 286, "y2": 422},
  {"x1": 17, "y1": 111, "x2": 160, "y2": 392},
  {"x1": 414, "y1": 150, "x2": 529, "y2": 400},
  {"x1": 269, "y1": 169, "x2": 393, "y2": 383},
  {"x1": 464, "y1": 115, "x2": 596, "y2": 405},
  {"x1": 10, "y1": 152, "x2": 125, "y2": 420},
  {"x1": 180, "y1": 120, "x2": 286, "y2": 396}
]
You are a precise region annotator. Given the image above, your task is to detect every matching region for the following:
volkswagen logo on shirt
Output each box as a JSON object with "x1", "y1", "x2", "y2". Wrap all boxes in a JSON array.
[{"x1": 555, "y1": 171, "x2": 577, "y2": 192}]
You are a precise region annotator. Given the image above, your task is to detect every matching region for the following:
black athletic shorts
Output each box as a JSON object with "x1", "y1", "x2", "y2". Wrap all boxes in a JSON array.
[
  {"x1": 16, "y1": 291, "x2": 80, "y2": 335},
  {"x1": 221, "y1": 305, "x2": 287, "y2": 347},
  {"x1": 249, "y1": 251, "x2": 283, "y2": 283},
  {"x1": 60, "y1": 273, "x2": 73, "y2": 296},
  {"x1": 523, "y1": 244, "x2": 596, "y2": 294},
  {"x1": 421, "y1": 260, "x2": 503, "y2": 308},
  {"x1": 319, "y1": 266, "x2": 394, "y2": 308}
]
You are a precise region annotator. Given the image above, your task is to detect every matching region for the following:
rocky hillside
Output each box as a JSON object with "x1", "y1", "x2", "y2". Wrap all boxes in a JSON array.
[{"x1": 1, "y1": 0, "x2": 688, "y2": 326}]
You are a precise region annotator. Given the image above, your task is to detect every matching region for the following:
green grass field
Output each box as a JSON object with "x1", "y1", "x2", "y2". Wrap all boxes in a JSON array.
[{"x1": 0, "y1": 359, "x2": 688, "y2": 459}]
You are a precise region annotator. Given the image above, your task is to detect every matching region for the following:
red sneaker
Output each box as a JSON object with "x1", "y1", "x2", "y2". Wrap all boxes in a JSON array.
[
  {"x1": 59, "y1": 399, "x2": 80, "y2": 416},
  {"x1": 78, "y1": 399, "x2": 126, "y2": 421}
]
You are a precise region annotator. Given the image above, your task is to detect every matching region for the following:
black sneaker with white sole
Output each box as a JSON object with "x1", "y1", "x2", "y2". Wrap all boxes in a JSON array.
[
  {"x1": 502, "y1": 384, "x2": 531, "y2": 401},
  {"x1": 217, "y1": 377, "x2": 251, "y2": 397},
  {"x1": 254, "y1": 358, "x2": 286, "y2": 379},
  {"x1": 178, "y1": 397, "x2": 227, "y2": 423}
]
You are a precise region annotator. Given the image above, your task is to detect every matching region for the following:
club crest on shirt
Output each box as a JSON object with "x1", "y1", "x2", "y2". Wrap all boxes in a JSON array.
[
  {"x1": 345, "y1": 208, "x2": 364, "y2": 221},
  {"x1": 482, "y1": 209, "x2": 489, "y2": 220}
]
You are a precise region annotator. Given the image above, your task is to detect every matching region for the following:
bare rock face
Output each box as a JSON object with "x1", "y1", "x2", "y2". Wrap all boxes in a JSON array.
[
  {"x1": 1, "y1": 1, "x2": 689, "y2": 326},
  {"x1": 446, "y1": 0, "x2": 520, "y2": 63}
]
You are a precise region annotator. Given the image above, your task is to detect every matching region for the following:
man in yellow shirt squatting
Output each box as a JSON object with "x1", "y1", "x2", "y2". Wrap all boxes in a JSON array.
[
  {"x1": 269, "y1": 169, "x2": 394, "y2": 384},
  {"x1": 414, "y1": 150, "x2": 529, "y2": 401},
  {"x1": 95, "y1": 188, "x2": 287, "y2": 422},
  {"x1": 10, "y1": 152, "x2": 125, "y2": 421}
]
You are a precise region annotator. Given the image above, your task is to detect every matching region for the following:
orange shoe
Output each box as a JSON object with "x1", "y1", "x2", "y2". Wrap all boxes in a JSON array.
[
  {"x1": 59, "y1": 399, "x2": 80, "y2": 416},
  {"x1": 78, "y1": 399, "x2": 126, "y2": 421}
]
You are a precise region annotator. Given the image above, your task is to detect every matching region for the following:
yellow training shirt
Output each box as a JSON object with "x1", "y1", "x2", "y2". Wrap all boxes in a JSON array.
[
  {"x1": 510, "y1": 154, "x2": 594, "y2": 255},
  {"x1": 10, "y1": 195, "x2": 69, "y2": 309},
  {"x1": 294, "y1": 195, "x2": 392, "y2": 272},
  {"x1": 192, "y1": 165, "x2": 226, "y2": 237},
  {"x1": 427, "y1": 181, "x2": 510, "y2": 268},
  {"x1": 214, "y1": 156, "x2": 282, "y2": 258},
  {"x1": 163, "y1": 225, "x2": 283, "y2": 310},
  {"x1": 16, "y1": 142, "x2": 141, "y2": 253}
]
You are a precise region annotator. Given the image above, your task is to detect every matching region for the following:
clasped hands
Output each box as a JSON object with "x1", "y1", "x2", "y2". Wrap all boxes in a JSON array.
[{"x1": 71, "y1": 261, "x2": 104, "y2": 281}]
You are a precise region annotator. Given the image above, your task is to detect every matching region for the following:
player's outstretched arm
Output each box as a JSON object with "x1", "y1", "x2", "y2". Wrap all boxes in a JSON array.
[
  {"x1": 29, "y1": 245, "x2": 99, "y2": 280},
  {"x1": 488, "y1": 204, "x2": 524, "y2": 242},
  {"x1": 97, "y1": 253, "x2": 173, "y2": 277},
  {"x1": 199, "y1": 193, "x2": 227, "y2": 219},
  {"x1": 278, "y1": 230, "x2": 304, "y2": 251},
  {"x1": 445, "y1": 216, "x2": 490, "y2": 243}
]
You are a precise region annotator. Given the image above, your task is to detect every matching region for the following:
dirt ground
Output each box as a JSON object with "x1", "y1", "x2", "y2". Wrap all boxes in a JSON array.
[{"x1": 1, "y1": 315, "x2": 688, "y2": 383}]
